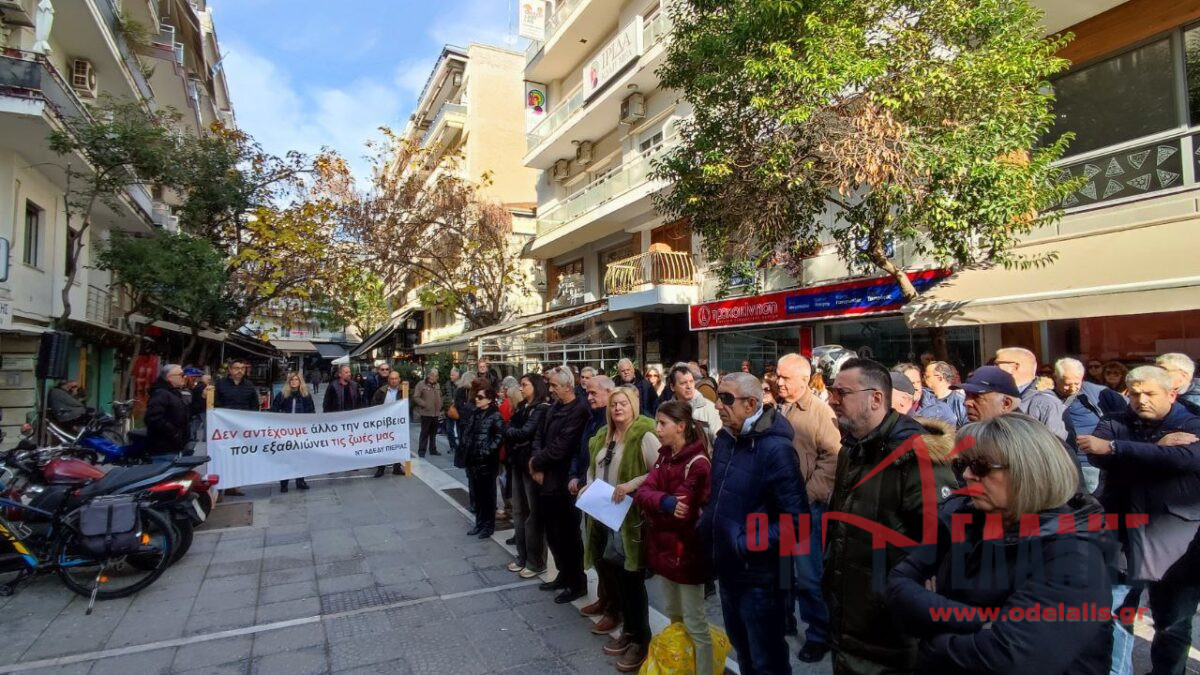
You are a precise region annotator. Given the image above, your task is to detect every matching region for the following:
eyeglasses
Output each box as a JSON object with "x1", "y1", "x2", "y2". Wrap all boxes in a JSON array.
[
  {"x1": 952, "y1": 456, "x2": 1006, "y2": 478},
  {"x1": 827, "y1": 387, "x2": 878, "y2": 399},
  {"x1": 993, "y1": 360, "x2": 1019, "y2": 368},
  {"x1": 717, "y1": 392, "x2": 754, "y2": 406},
  {"x1": 474, "y1": 394, "x2": 488, "y2": 401}
]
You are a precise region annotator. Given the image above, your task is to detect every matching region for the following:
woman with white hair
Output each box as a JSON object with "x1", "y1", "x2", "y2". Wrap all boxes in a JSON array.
[{"x1": 886, "y1": 413, "x2": 1113, "y2": 674}]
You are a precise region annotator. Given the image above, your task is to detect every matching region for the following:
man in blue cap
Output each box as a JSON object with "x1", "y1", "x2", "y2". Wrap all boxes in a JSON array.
[{"x1": 959, "y1": 365, "x2": 1023, "y2": 423}]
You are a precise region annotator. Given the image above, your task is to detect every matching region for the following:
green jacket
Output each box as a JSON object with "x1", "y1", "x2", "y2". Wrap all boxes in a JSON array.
[{"x1": 583, "y1": 415, "x2": 655, "y2": 572}]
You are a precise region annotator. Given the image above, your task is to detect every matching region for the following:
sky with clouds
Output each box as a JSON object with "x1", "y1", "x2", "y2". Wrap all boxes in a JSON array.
[{"x1": 210, "y1": 0, "x2": 521, "y2": 178}]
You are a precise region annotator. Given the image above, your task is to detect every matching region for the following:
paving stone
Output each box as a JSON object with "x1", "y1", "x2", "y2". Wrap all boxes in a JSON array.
[
  {"x1": 106, "y1": 606, "x2": 189, "y2": 647},
  {"x1": 263, "y1": 542, "x2": 315, "y2": 560},
  {"x1": 325, "y1": 611, "x2": 393, "y2": 641},
  {"x1": 173, "y1": 657, "x2": 255, "y2": 675},
  {"x1": 320, "y1": 585, "x2": 407, "y2": 614},
  {"x1": 327, "y1": 632, "x2": 411, "y2": 670},
  {"x1": 557, "y1": 646, "x2": 619, "y2": 674},
  {"x1": 256, "y1": 596, "x2": 321, "y2": 623},
  {"x1": 252, "y1": 622, "x2": 326, "y2": 656},
  {"x1": 184, "y1": 606, "x2": 257, "y2": 636},
  {"x1": 515, "y1": 599, "x2": 588, "y2": 631},
  {"x1": 15, "y1": 662, "x2": 92, "y2": 675},
  {"x1": 384, "y1": 601, "x2": 451, "y2": 631},
  {"x1": 191, "y1": 589, "x2": 259, "y2": 614},
  {"x1": 370, "y1": 565, "x2": 426, "y2": 587},
  {"x1": 264, "y1": 529, "x2": 310, "y2": 547},
  {"x1": 206, "y1": 559, "x2": 262, "y2": 579},
  {"x1": 399, "y1": 633, "x2": 487, "y2": 675},
  {"x1": 213, "y1": 546, "x2": 266, "y2": 564},
  {"x1": 538, "y1": 623, "x2": 608, "y2": 657},
  {"x1": 200, "y1": 574, "x2": 261, "y2": 596},
  {"x1": 492, "y1": 656, "x2": 574, "y2": 674},
  {"x1": 442, "y1": 590, "x2": 508, "y2": 618},
  {"x1": 318, "y1": 572, "x2": 378, "y2": 595},
  {"x1": 389, "y1": 579, "x2": 437, "y2": 601},
  {"x1": 316, "y1": 557, "x2": 369, "y2": 578},
  {"x1": 498, "y1": 585, "x2": 548, "y2": 608},
  {"x1": 428, "y1": 571, "x2": 488, "y2": 596},
  {"x1": 254, "y1": 645, "x2": 329, "y2": 675},
  {"x1": 262, "y1": 566, "x2": 317, "y2": 587},
  {"x1": 259, "y1": 579, "x2": 318, "y2": 605},
  {"x1": 330, "y1": 661, "x2": 412, "y2": 675},
  {"x1": 262, "y1": 555, "x2": 314, "y2": 572},
  {"x1": 174, "y1": 636, "x2": 253, "y2": 670},
  {"x1": 88, "y1": 647, "x2": 176, "y2": 675}
]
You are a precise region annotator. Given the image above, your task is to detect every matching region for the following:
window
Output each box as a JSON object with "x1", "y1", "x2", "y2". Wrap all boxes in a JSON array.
[
  {"x1": 639, "y1": 130, "x2": 664, "y2": 156},
  {"x1": 1048, "y1": 38, "x2": 1179, "y2": 156},
  {"x1": 23, "y1": 201, "x2": 41, "y2": 267},
  {"x1": 1186, "y1": 25, "x2": 1200, "y2": 126}
]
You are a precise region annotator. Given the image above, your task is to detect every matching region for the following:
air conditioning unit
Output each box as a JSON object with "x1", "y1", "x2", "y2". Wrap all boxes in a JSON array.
[
  {"x1": 620, "y1": 92, "x2": 645, "y2": 124},
  {"x1": 71, "y1": 59, "x2": 98, "y2": 98},
  {"x1": 552, "y1": 159, "x2": 570, "y2": 182},
  {"x1": 174, "y1": 42, "x2": 185, "y2": 66},
  {"x1": 157, "y1": 23, "x2": 175, "y2": 46},
  {"x1": 575, "y1": 141, "x2": 593, "y2": 165}
]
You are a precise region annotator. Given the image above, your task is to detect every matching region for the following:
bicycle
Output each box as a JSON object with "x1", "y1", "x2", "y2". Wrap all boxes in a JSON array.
[{"x1": 0, "y1": 465, "x2": 174, "y2": 613}]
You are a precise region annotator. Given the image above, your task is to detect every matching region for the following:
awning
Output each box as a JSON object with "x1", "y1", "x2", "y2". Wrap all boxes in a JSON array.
[
  {"x1": 314, "y1": 343, "x2": 350, "y2": 359},
  {"x1": 415, "y1": 302, "x2": 605, "y2": 355},
  {"x1": 224, "y1": 332, "x2": 282, "y2": 359},
  {"x1": 904, "y1": 220, "x2": 1200, "y2": 328},
  {"x1": 349, "y1": 306, "x2": 417, "y2": 358},
  {"x1": 540, "y1": 305, "x2": 608, "y2": 332},
  {"x1": 150, "y1": 319, "x2": 225, "y2": 342},
  {"x1": 269, "y1": 339, "x2": 318, "y2": 354}
]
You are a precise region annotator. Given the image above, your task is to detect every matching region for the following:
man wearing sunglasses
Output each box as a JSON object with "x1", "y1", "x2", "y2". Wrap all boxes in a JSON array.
[
  {"x1": 824, "y1": 358, "x2": 958, "y2": 675},
  {"x1": 698, "y1": 372, "x2": 806, "y2": 675}
]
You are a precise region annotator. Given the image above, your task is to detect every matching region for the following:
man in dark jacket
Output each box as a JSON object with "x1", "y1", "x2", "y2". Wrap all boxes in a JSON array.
[
  {"x1": 616, "y1": 358, "x2": 657, "y2": 418},
  {"x1": 824, "y1": 358, "x2": 958, "y2": 675},
  {"x1": 323, "y1": 364, "x2": 364, "y2": 413},
  {"x1": 145, "y1": 364, "x2": 189, "y2": 455},
  {"x1": 1080, "y1": 365, "x2": 1200, "y2": 675},
  {"x1": 361, "y1": 362, "x2": 390, "y2": 403},
  {"x1": 994, "y1": 347, "x2": 1069, "y2": 441},
  {"x1": 475, "y1": 357, "x2": 500, "y2": 390},
  {"x1": 530, "y1": 366, "x2": 591, "y2": 604},
  {"x1": 1157, "y1": 352, "x2": 1200, "y2": 416},
  {"x1": 214, "y1": 359, "x2": 258, "y2": 494},
  {"x1": 698, "y1": 372, "x2": 806, "y2": 675},
  {"x1": 1055, "y1": 357, "x2": 1127, "y2": 492}
]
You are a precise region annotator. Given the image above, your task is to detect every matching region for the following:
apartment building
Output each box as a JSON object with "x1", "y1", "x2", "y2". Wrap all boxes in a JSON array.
[
  {"x1": 0, "y1": 0, "x2": 233, "y2": 443},
  {"x1": 352, "y1": 43, "x2": 541, "y2": 365}
]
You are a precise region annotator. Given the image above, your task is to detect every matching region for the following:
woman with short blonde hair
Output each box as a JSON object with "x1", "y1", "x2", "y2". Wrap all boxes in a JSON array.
[{"x1": 271, "y1": 371, "x2": 315, "y2": 492}]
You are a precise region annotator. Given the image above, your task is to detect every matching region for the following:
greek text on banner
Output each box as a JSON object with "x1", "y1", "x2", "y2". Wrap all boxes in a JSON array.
[{"x1": 206, "y1": 402, "x2": 411, "y2": 489}]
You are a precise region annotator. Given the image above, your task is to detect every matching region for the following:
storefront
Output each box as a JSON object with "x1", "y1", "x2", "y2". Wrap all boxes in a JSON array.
[{"x1": 690, "y1": 270, "x2": 983, "y2": 374}]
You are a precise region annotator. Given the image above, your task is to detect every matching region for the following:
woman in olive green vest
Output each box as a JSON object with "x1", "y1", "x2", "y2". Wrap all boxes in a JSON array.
[{"x1": 582, "y1": 385, "x2": 661, "y2": 672}]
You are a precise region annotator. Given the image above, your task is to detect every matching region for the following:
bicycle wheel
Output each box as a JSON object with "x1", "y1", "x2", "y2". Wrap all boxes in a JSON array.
[{"x1": 54, "y1": 506, "x2": 174, "y2": 600}]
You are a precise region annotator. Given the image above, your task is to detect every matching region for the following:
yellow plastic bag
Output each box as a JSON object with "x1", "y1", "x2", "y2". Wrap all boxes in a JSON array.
[{"x1": 639, "y1": 621, "x2": 732, "y2": 675}]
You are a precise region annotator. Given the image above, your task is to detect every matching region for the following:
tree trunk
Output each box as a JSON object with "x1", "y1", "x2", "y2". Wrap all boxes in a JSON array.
[
  {"x1": 181, "y1": 325, "x2": 200, "y2": 364},
  {"x1": 868, "y1": 241, "x2": 948, "y2": 359}
]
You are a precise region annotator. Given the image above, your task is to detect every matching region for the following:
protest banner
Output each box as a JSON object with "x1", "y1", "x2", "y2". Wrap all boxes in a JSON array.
[{"x1": 206, "y1": 402, "x2": 410, "y2": 488}]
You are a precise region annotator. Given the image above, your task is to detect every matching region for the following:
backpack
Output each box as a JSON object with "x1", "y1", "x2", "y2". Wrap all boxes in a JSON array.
[{"x1": 76, "y1": 495, "x2": 141, "y2": 558}]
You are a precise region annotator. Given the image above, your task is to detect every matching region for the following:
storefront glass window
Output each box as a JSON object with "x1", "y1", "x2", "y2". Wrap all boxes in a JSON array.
[
  {"x1": 1058, "y1": 310, "x2": 1200, "y2": 365},
  {"x1": 715, "y1": 327, "x2": 801, "y2": 376},
  {"x1": 822, "y1": 318, "x2": 982, "y2": 373}
]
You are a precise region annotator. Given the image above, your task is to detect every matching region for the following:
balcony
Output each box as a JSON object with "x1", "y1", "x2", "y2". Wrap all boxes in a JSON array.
[
  {"x1": 525, "y1": 11, "x2": 671, "y2": 168},
  {"x1": 524, "y1": 0, "x2": 585, "y2": 63},
  {"x1": 85, "y1": 284, "x2": 122, "y2": 328},
  {"x1": 605, "y1": 250, "x2": 698, "y2": 294},
  {"x1": 525, "y1": 0, "x2": 625, "y2": 84},
  {"x1": 421, "y1": 102, "x2": 467, "y2": 148},
  {"x1": 1055, "y1": 129, "x2": 1197, "y2": 212},
  {"x1": 91, "y1": 0, "x2": 155, "y2": 102}
]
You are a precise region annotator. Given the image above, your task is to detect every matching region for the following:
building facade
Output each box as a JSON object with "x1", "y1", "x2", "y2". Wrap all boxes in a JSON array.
[{"x1": 0, "y1": 0, "x2": 233, "y2": 444}]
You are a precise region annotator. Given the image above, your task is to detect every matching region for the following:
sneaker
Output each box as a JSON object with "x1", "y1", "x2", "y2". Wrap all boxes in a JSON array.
[
  {"x1": 616, "y1": 643, "x2": 647, "y2": 672},
  {"x1": 797, "y1": 641, "x2": 830, "y2": 663},
  {"x1": 602, "y1": 634, "x2": 632, "y2": 656}
]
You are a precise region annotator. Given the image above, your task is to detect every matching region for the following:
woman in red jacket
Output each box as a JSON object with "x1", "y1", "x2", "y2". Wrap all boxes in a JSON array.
[{"x1": 634, "y1": 399, "x2": 714, "y2": 675}]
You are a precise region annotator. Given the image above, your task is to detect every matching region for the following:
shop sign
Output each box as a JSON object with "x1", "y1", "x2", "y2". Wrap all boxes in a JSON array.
[
  {"x1": 581, "y1": 18, "x2": 644, "y2": 100},
  {"x1": 689, "y1": 269, "x2": 952, "y2": 331},
  {"x1": 525, "y1": 81, "x2": 548, "y2": 131},
  {"x1": 518, "y1": 0, "x2": 547, "y2": 41}
]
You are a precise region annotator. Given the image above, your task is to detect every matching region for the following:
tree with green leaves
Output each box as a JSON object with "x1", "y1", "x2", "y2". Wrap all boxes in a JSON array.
[
  {"x1": 655, "y1": 0, "x2": 1078, "y2": 328},
  {"x1": 310, "y1": 267, "x2": 391, "y2": 339},
  {"x1": 47, "y1": 99, "x2": 186, "y2": 325},
  {"x1": 95, "y1": 231, "x2": 232, "y2": 396}
]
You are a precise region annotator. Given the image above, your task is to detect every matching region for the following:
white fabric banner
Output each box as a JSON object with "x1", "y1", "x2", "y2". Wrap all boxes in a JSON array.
[{"x1": 206, "y1": 402, "x2": 410, "y2": 488}]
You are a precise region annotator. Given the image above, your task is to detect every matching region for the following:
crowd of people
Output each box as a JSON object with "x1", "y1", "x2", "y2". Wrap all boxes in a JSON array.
[{"x1": 114, "y1": 344, "x2": 1200, "y2": 674}]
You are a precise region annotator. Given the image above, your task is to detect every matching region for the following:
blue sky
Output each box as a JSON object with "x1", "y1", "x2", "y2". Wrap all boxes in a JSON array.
[{"x1": 210, "y1": 0, "x2": 520, "y2": 177}]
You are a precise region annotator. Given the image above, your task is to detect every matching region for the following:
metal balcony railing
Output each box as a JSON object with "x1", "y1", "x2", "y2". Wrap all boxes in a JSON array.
[
  {"x1": 86, "y1": 285, "x2": 121, "y2": 327},
  {"x1": 604, "y1": 251, "x2": 698, "y2": 296},
  {"x1": 526, "y1": 11, "x2": 671, "y2": 151},
  {"x1": 421, "y1": 102, "x2": 466, "y2": 147},
  {"x1": 536, "y1": 134, "x2": 677, "y2": 237},
  {"x1": 96, "y1": 0, "x2": 155, "y2": 101}
]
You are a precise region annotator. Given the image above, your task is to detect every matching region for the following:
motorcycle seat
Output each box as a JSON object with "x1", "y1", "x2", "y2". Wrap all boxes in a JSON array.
[{"x1": 76, "y1": 464, "x2": 174, "y2": 499}]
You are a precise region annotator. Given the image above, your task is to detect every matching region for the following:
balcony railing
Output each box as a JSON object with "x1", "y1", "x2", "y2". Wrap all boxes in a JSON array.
[
  {"x1": 524, "y1": 0, "x2": 586, "y2": 64},
  {"x1": 526, "y1": 12, "x2": 671, "y2": 151},
  {"x1": 537, "y1": 134, "x2": 677, "y2": 238},
  {"x1": 0, "y1": 51, "x2": 90, "y2": 122},
  {"x1": 96, "y1": 0, "x2": 155, "y2": 102},
  {"x1": 86, "y1": 285, "x2": 121, "y2": 328},
  {"x1": 604, "y1": 251, "x2": 698, "y2": 296},
  {"x1": 420, "y1": 102, "x2": 466, "y2": 147},
  {"x1": 1056, "y1": 129, "x2": 1196, "y2": 210}
]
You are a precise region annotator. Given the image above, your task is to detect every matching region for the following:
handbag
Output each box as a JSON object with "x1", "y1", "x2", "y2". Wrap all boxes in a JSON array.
[{"x1": 447, "y1": 403, "x2": 459, "y2": 420}]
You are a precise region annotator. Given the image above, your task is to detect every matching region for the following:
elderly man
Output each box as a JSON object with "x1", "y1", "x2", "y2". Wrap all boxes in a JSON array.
[
  {"x1": 1157, "y1": 353, "x2": 1200, "y2": 416},
  {"x1": 47, "y1": 379, "x2": 89, "y2": 425},
  {"x1": 895, "y1": 362, "x2": 956, "y2": 426},
  {"x1": 994, "y1": 347, "x2": 1069, "y2": 441},
  {"x1": 616, "y1": 358, "x2": 657, "y2": 417},
  {"x1": 1081, "y1": 366, "x2": 1200, "y2": 675},
  {"x1": 667, "y1": 362, "x2": 722, "y2": 443},
  {"x1": 370, "y1": 371, "x2": 406, "y2": 477},
  {"x1": 699, "y1": 372, "x2": 805, "y2": 675},
  {"x1": 476, "y1": 357, "x2": 500, "y2": 390},
  {"x1": 412, "y1": 368, "x2": 442, "y2": 458},
  {"x1": 145, "y1": 364, "x2": 189, "y2": 455},
  {"x1": 530, "y1": 366, "x2": 591, "y2": 604},
  {"x1": 574, "y1": 373, "x2": 622, "y2": 633},
  {"x1": 580, "y1": 366, "x2": 597, "y2": 390},
  {"x1": 776, "y1": 354, "x2": 839, "y2": 663},
  {"x1": 919, "y1": 361, "x2": 968, "y2": 426},
  {"x1": 1055, "y1": 357, "x2": 1128, "y2": 493},
  {"x1": 362, "y1": 361, "x2": 390, "y2": 403},
  {"x1": 824, "y1": 358, "x2": 957, "y2": 675}
]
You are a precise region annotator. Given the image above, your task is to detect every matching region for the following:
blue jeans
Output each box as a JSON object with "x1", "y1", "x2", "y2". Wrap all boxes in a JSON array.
[
  {"x1": 792, "y1": 501, "x2": 831, "y2": 646},
  {"x1": 1109, "y1": 584, "x2": 1135, "y2": 675},
  {"x1": 718, "y1": 580, "x2": 792, "y2": 675}
]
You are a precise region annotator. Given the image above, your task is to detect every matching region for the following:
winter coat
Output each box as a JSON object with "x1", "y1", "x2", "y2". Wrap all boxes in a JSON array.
[
  {"x1": 824, "y1": 411, "x2": 960, "y2": 673},
  {"x1": 214, "y1": 376, "x2": 259, "y2": 411},
  {"x1": 686, "y1": 392, "x2": 723, "y2": 443},
  {"x1": 323, "y1": 379, "x2": 363, "y2": 412},
  {"x1": 412, "y1": 379, "x2": 442, "y2": 418},
  {"x1": 462, "y1": 404, "x2": 503, "y2": 474},
  {"x1": 530, "y1": 396, "x2": 591, "y2": 495},
  {"x1": 371, "y1": 387, "x2": 403, "y2": 406},
  {"x1": 505, "y1": 400, "x2": 549, "y2": 469},
  {"x1": 442, "y1": 380, "x2": 457, "y2": 413},
  {"x1": 635, "y1": 438, "x2": 711, "y2": 584},
  {"x1": 270, "y1": 390, "x2": 315, "y2": 414},
  {"x1": 886, "y1": 494, "x2": 1114, "y2": 675},
  {"x1": 144, "y1": 378, "x2": 189, "y2": 454},
  {"x1": 781, "y1": 388, "x2": 841, "y2": 505},
  {"x1": 1062, "y1": 380, "x2": 1127, "y2": 463},
  {"x1": 917, "y1": 389, "x2": 967, "y2": 427},
  {"x1": 1091, "y1": 403, "x2": 1200, "y2": 581},
  {"x1": 453, "y1": 385, "x2": 473, "y2": 468},
  {"x1": 697, "y1": 406, "x2": 808, "y2": 586},
  {"x1": 618, "y1": 374, "x2": 659, "y2": 418},
  {"x1": 1019, "y1": 382, "x2": 1069, "y2": 442},
  {"x1": 1179, "y1": 378, "x2": 1200, "y2": 416},
  {"x1": 570, "y1": 406, "x2": 606, "y2": 484},
  {"x1": 583, "y1": 416, "x2": 656, "y2": 573},
  {"x1": 189, "y1": 382, "x2": 208, "y2": 418},
  {"x1": 361, "y1": 372, "x2": 383, "y2": 404}
]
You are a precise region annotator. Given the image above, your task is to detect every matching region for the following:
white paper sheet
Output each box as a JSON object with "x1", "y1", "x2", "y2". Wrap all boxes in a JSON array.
[{"x1": 574, "y1": 479, "x2": 633, "y2": 532}]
